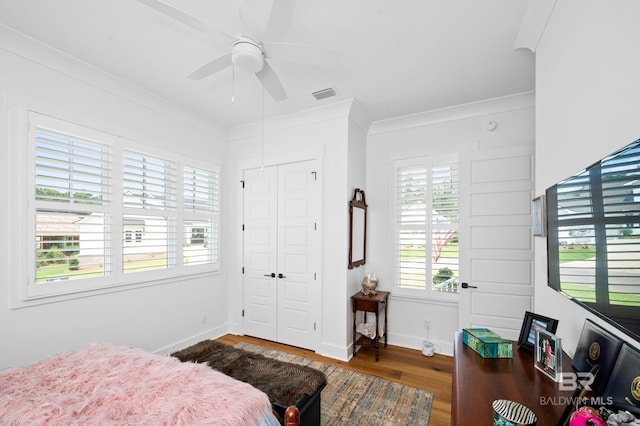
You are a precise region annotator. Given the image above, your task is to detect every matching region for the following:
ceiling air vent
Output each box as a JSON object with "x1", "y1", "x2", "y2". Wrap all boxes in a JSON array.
[{"x1": 312, "y1": 87, "x2": 337, "y2": 100}]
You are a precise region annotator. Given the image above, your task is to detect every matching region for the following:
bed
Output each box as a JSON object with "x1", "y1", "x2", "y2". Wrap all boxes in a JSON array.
[{"x1": 0, "y1": 344, "x2": 301, "y2": 425}]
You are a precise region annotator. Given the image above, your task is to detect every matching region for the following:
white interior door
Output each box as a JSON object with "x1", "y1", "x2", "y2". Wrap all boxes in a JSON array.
[
  {"x1": 243, "y1": 160, "x2": 320, "y2": 350},
  {"x1": 243, "y1": 166, "x2": 278, "y2": 341},
  {"x1": 458, "y1": 144, "x2": 534, "y2": 339}
]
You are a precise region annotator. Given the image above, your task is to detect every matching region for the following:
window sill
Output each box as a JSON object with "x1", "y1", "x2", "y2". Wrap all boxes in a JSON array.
[
  {"x1": 12, "y1": 269, "x2": 220, "y2": 310},
  {"x1": 390, "y1": 292, "x2": 459, "y2": 307}
]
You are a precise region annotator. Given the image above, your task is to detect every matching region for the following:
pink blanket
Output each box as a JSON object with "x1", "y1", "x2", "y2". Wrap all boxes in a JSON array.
[{"x1": 0, "y1": 344, "x2": 272, "y2": 425}]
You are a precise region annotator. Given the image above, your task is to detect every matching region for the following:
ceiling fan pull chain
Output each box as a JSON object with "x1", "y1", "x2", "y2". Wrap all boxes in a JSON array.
[
  {"x1": 231, "y1": 63, "x2": 235, "y2": 103},
  {"x1": 260, "y1": 69, "x2": 265, "y2": 172}
]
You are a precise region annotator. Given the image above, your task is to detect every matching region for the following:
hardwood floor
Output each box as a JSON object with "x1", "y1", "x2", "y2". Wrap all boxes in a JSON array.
[{"x1": 217, "y1": 334, "x2": 453, "y2": 426}]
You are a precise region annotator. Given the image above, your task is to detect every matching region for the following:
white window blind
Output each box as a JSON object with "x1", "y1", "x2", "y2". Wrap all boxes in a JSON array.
[
  {"x1": 122, "y1": 150, "x2": 177, "y2": 273},
  {"x1": 394, "y1": 155, "x2": 459, "y2": 296},
  {"x1": 182, "y1": 165, "x2": 220, "y2": 267},
  {"x1": 33, "y1": 125, "x2": 112, "y2": 284},
  {"x1": 26, "y1": 112, "x2": 222, "y2": 302}
]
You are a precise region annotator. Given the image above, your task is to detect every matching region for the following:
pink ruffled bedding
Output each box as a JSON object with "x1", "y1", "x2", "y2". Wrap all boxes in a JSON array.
[{"x1": 0, "y1": 344, "x2": 272, "y2": 425}]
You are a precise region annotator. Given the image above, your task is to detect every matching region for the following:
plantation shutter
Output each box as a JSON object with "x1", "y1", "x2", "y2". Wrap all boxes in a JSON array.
[
  {"x1": 122, "y1": 150, "x2": 177, "y2": 273},
  {"x1": 34, "y1": 127, "x2": 113, "y2": 284},
  {"x1": 183, "y1": 165, "x2": 221, "y2": 267},
  {"x1": 395, "y1": 161, "x2": 429, "y2": 290},
  {"x1": 394, "y1": 155, "x2": 459, "y2": 295}
]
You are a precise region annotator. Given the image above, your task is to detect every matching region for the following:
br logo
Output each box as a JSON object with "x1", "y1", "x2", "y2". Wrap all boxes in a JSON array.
[{"x1": 559, "y1": 372, "x2": 596, "y2": 391}]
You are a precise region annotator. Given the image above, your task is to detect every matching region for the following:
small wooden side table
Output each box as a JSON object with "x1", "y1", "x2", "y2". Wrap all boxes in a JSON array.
[{"x1": 351, "y1": 290, "x2": 389, "y2": 361}]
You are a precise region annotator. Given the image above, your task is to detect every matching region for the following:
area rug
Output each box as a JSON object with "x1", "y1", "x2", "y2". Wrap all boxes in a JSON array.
[{"x1": 236, "y1": 342, "x2": 433, "y2": 426}]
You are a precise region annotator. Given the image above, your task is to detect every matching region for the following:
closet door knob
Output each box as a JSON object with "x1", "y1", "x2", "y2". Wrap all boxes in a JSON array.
[
  {"x1": 461, "y1": 282, "x2": 477, "y2": 289},
  {"x1": 264, "y1": 273, "x2": 276, "y2": 278},
  {"x1": 278, "y1": 273, "x2": 286, "y2": 279}
]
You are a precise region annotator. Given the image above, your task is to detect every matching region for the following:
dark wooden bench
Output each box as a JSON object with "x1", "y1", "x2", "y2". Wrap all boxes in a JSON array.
[{"x1": 172, "y1": 340, "x2": 326, "y2": 426}]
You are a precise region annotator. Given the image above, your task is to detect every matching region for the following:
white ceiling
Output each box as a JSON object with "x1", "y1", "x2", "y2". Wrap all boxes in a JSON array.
[{"x1": 0, "y1": 0, "x2": 534, "y2": 129}]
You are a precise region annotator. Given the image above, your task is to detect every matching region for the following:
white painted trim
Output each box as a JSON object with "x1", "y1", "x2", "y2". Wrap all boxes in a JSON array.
[
  {"x1": 153, "y1": 325, "x2": 228, "y2": 355},
  {"x1": 369, "y1": 92, "x2": 534, "y2": 135},
  {"x1": 0, "y1": 24, "x2": 228, "y2": 140},
  {"x1": 229, "y1": 98, "x2": 355, "y2": 141},
  {"x1": 317, "y1": 342, "x2": 351, "y2": 362},
  {"x1": 389, "y1": 332, "x2": 454, "y2": 358},
  {"x1": 514, "y1": 0, "x2": 559, "y2": 53}
]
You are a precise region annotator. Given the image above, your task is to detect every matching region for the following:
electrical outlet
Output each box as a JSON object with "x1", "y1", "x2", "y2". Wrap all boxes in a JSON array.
[{"x1": 424, "y1": 319, "x2": 431, "y2": 329}]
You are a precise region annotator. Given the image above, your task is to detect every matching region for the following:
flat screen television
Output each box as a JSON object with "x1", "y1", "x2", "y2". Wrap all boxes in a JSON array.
[{"x1": 546, "y1": 138, "x2": 640, "y2": 342}]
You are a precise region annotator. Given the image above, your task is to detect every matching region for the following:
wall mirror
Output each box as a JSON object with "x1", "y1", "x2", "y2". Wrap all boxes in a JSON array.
[{"x1": 348, "y1": 188, "x2": 367, "y2": 269}]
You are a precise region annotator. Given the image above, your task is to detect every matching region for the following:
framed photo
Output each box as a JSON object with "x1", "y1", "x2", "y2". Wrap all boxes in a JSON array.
[
  {"x1": 534, "y1": 328, "x2": 563, "y2": 381},
  {"x1": 517, "y1": 311, "x2": 559, "y2": 352},
  {"x1": 532, "y1": 195, "x2": 546, "y2": 237}
]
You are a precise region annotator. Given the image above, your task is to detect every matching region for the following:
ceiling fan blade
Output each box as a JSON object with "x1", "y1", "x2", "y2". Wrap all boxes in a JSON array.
[
  {"x1": 263, "y1": 42, "x2": 341, "y2": 67},
  {"x1": 263, "y1": 0, "x2": 296, "y2": 40},
  {"x1": 137, "y1": 0, "x2": 234, "y2": 46},
  {"x1": 257, "y1": 61, "x2": 287, "y2": 102},
  {"x1": 238, "y1": 0, "x2": 272, "y2": 37},
  {"x1": 188, "y1": 53, "x2": 232, "y2": 80}
]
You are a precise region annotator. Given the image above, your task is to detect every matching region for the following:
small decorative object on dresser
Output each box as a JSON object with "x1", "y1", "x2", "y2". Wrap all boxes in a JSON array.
[
  {"x1": 492, "y1": 399, "x2": 537, "y2": 426},
  {"x1": 517, "y1": 310, "x2": 558, "y2": 352},
  {"x1": 462, "y1": 328, "x2": 513, "y2": 359},
  {"x1": 361, "y1": 273, "x2": 378, "y2": 295},
  {"x1": 534, "y1": 328, "x2": 562, "y2": 382}
]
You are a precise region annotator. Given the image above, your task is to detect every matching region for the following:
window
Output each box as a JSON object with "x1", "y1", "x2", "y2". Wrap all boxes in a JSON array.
[
  {"x1": 31, "y1": 114, "x2": 113, "y2": 295},
  {"x1": 26, "y1": 112, "x2": 221, "y2": 301},
  {"x1": 394, "y1": 155, "x2": 459, "y2": 298},
  {"x1": 122, "y1": 150, "x2": 177, "y2": 273},
  {"x1": 183, "y1": 165, "x2": 220, "y2": 267}
]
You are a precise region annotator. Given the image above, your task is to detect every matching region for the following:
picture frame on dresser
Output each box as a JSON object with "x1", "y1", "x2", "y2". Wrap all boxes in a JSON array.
[
  {"x1": 534, "y1": 328, "x2": 563, "y2": 382},
  {"x1": 517, "y1": 311, "x2": 559, "y2": 352}
]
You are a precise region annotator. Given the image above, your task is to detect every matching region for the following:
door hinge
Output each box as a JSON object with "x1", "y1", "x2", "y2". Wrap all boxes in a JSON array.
[
  {"x1": 242, "y1": 224, "x2": 245, "y2": 231},
  {"x1": 314, "y1": 272, "x2": 317, "y2": 281},
  {"x1": 314, "y1": 322, "x2": 317, "y2": 331},
  {"x1": 240, "y1": 180, "x2": 245, "y2": 188},
  {"x1": 311, "y1": 171, "x2": 317, "y2": 181},
  {"x1": 242, "y1": 309, "x2": 245, "y2": 317},
  {"x1": 242, "y1": 267, "x2": 245, "y2": 274},
  {"x1": 314, "y1": 222, "x2": 317, "y2": 231}
]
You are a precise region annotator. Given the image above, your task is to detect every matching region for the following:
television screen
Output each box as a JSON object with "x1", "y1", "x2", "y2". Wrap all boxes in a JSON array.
[{"x1": 546, "y1": 139, "x2": 640, "y2": 342}]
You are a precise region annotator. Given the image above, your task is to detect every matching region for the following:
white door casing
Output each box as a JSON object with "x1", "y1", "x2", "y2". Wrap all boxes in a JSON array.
[
  {"x1": 243, "y1": 160, "x2": 320, "y2": 350},
  {"x1": 458, "y1": 144, "x2": 534, "y2": 339}
]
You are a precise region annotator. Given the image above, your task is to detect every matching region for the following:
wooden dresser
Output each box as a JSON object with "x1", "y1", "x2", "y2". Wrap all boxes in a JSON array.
[{"x1": 451, "y1": 332, "x2": 575, "y2": 425}]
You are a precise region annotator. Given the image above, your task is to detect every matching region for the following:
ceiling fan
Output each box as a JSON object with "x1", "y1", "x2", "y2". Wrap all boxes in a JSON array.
[{"x1": 137, "y1": 0, "x2": 338, "y2": 102}]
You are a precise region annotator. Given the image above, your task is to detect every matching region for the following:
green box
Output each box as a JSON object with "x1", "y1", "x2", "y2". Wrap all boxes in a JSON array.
[{"x1": 462, "y1": 328, "x2": 513, "y2": 358}]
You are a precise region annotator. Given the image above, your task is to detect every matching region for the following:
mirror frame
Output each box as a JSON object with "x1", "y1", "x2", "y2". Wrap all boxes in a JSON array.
[{"x1": 348, "y1": 188, "x2": 367, "y2": 269}]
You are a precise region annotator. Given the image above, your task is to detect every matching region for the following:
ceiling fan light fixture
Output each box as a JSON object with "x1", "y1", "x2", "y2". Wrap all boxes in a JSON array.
[{"x1": 232, "y1": 37, "x2": 264, "y2": 73}]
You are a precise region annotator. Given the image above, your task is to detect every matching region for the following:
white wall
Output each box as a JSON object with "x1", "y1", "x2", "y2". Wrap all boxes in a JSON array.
[
  {"x1": 534, "y1": 0, "x2": 640, "y2": 355},
  {"x1": 0, "y1": 26, "x2": 230, "y2": 368},
  {"x1": 366, "y1": 92, "x2": 535, "y2": 355}
]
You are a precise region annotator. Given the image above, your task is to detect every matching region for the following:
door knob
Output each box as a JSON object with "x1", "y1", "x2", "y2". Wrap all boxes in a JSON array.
[
  {"x1": 278, "y1": 273, "x2": 286, "y2": 279},
  {"x1": 461, "y1": 282, "x2": 477, "y2": 289},
  {"x1": 264, "y1": 273, "x2": 276, "y2": 278}
]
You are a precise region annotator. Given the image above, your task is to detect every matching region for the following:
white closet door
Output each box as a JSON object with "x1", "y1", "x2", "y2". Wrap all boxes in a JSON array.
[
  {"x1": 243, "y1": 166, "x2": 278, "y2": 341},
  {"x1": 276, "y1": 161, "x2": 319, "y2": 349},
  {"x1": 243, "y1": 160, "x2": 319, "y2": 350},
  {"x1": 458, "y1": 144, "x2": 534, "y2": 339}
]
